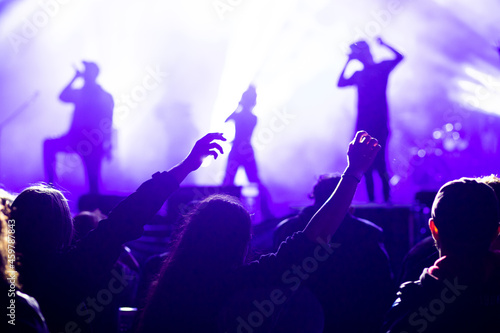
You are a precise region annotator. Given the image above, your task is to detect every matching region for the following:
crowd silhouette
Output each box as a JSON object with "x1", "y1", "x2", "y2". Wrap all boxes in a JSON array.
[{"x1": 1, "y1": 38, "x2": 500, "y2": 333}]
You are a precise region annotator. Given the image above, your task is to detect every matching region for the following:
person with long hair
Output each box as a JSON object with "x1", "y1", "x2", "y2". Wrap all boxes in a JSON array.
[
  {"x1": 139, "y1": 131, "x2": 381, "y2": 332},
  {"x1": 0, "y1": 190, "x2": 49, "y2": 332},
  {"x1": 12, "y1": 133, "x2": 227, "y2": 332}
]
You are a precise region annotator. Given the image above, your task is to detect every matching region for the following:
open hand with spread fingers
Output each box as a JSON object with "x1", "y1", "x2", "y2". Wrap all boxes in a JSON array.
[{"x1": 183, "y1": 132, "x2": 226, "y2": 172}]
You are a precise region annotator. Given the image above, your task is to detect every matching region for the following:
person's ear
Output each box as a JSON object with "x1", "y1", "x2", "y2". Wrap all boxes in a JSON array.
[
  {"x1": 429, "y1": 218, "x2": 439, "y2": 242},
  {"x1": 491, "y1": 225, "x2": 500, "y2": 243}
]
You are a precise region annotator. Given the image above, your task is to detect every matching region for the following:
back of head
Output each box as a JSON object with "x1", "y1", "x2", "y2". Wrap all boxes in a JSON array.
[
  {"x1": 479, "y1": 174, "x2": 500, "y2": 199},
  {"x1": 11, "y1": 185, "x2": 73, "y2": 256},
  {"x1": 139, "y1": 195, "x2": 251, "y2": 332},
  {"x1": 431, "y1": 178, "x2": 500, "y2": 254},
  {"x1": 311, "y1": 174, "x2": 341, "y2": 207},
  {"x1": 73, "y1": 210, "x2": 103, "y2": 241},
  {"x1": 173, "y1": 194, "x2": 252, "y2": 272}
]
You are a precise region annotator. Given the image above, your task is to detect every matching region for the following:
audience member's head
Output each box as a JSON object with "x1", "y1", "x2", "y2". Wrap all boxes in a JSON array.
[
  {"x1": 73, "y1": 210, "x2": 105, "y2": 241},
  {"x1": 477, "y1": 174, "x2": 500, "y2": 251},
  {"x1": 171, "y1": 194, "x2": 252, "y2": 271},
  {"x1": 310, "y1": 174, "x2": 341, "y2": 207},
  {"x1": 478, "y1": 174, "x2": 500, "y2": 198},
  {"x1": 11, "y1": 185, "x2": 73, "y2": 256},
  {"x1": 430, "y1": 177, "x2": 500, "y2": 256},
  {"x1": 139, "y1": 194, "x2": 252, "y2": 332}
]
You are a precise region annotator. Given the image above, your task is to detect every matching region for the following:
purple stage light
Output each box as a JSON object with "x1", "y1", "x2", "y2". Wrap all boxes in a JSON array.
[{"x1": 0, "y1": 0, "x2": 499, "y2": 214}]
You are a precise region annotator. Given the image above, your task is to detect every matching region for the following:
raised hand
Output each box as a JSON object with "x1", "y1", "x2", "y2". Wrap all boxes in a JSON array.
[
  {"x1": 183, "y1": 132, "x2": 226, "y2": 172},
  {"x1": 303, "y1": 131, "x2": 380, "y2": 242},
  {"x1": 345, "y1": 131, "x2": 381, "y2": 180},
  {"x1": 169, "y1": 132, "x2": 226, "y2": 184}
]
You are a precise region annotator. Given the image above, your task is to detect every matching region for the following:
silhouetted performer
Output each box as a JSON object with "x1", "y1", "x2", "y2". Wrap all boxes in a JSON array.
[
  {"x1": 223, "y1": 85, "x2": 260, "y2": 186},
  {"x1": 338, "y1": 38, "x2": 403, "y2": 202},
  {"x1": 223, "y1": 85, "x2": 274, "y2": 219},
  {"x1": 44, "y1": 61, "x2": 114, "y2": 193}
]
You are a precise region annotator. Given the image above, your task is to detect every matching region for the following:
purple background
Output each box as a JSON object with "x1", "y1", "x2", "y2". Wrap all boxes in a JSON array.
[{"x1": 1, "y1": 0, "x2": 500, "y2": 216}]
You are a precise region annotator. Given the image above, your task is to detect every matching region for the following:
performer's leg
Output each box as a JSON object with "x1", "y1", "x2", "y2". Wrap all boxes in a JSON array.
[
  {"x1": 257, "y1": 183, "x2": 274, "y2": 220},
  {"x1": 43, "y1": 137, "x2": 68, "y2": 184},
  {"x1": 223, "y1": 149, "x2": 239, "y2": 186},
  {"x1": 376, "y1": 150, "x2": 391, "y2": 202},
  {"x1": 242, "y1": 147, "x2": 274, "y2": 220},
  {"x1": 242, "y1": 151, "x2": 274, "y2": 219},
  {"x1": 82, "y1": 150, "x2": 102, "y2": 194},
  {"x1": 243, "y1": 151, "x2": 260, "y2": 184},
  {"x1": 365, "y1": 168, "x2": 375, "y2": 202},
  {"x1": 377, "y1": 136, "x2": 391, "y2": 202}
]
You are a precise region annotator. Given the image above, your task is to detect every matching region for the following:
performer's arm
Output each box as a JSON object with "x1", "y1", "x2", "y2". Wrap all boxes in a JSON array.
[
  {"x1": 303, "y1": 131, "x2": 380, "y2": 243},
  {"x1": 337, "y1": 56, "x2": 357, "y2": 87},
  {"x1": 377, "y1": 37, "x2": 404, "y2": 64},
  {"x1": 225, "y1": 110, "x2": 237, "y2": 123},
  {"x1": 59, "y1": 70, "x2": 81, "y2": 102}
]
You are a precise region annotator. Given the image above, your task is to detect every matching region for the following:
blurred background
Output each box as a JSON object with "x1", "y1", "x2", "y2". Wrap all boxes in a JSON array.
[{"x1": 1, "y1": 0, "x2": 500, "y2": 215}]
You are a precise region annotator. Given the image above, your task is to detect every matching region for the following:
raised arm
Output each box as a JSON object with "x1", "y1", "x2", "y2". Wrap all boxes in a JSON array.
[
  {"x1": 337, "y1": 55, "x2": 357, "y2": 87},
  {"x1": 59, "y1": 70, "x2": 82, "y2": 102},
  {"x1": 169, "y1": 132, "x2": 226, "y2": 184},
  {"x1": 303, "y1": 131, "x2": 380, "y2": 243},
  {"x1": 377, "y1": 37, "x2": 404, "y2": 63},
  {"x1": 104, "y1": 133, "x2": 226, "y2": 243},
  {"x1": 59, "y1": 133, "x2": 226, "y2": 306}
]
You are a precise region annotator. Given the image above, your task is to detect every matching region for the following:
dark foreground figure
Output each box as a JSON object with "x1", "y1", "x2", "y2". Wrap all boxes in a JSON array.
[
  {"x1": 138, "y1": 131, "x2": 381, "y2": 332},
  {"x1": 383, "y1": 178, "x2": 500, "y2": 332},
  {"x1": 274, "y1": 174, "x2": 394, "y2": 332}
]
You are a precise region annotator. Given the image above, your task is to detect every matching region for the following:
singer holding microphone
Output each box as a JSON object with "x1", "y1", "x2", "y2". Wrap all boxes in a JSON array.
[{"x1": 43, "y1": 61, "x2": 114, "y2": 194}]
